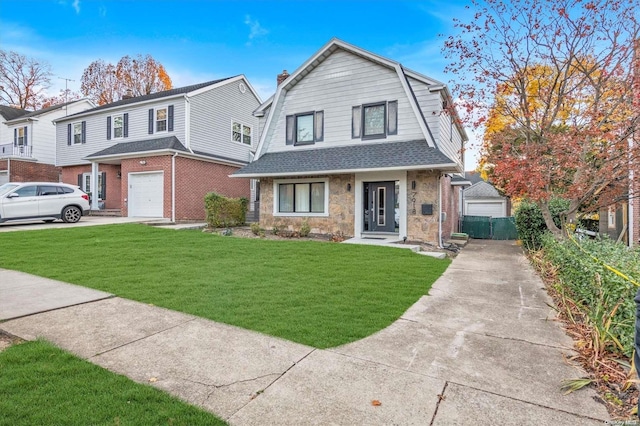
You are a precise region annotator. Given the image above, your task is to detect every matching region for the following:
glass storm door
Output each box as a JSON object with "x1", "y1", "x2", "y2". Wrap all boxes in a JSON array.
[{"x1": 364, "y1": 181, "x2": 396, "y2": 232}]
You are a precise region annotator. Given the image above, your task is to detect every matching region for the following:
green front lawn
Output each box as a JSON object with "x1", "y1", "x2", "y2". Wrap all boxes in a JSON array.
[
  {"x1": 0, "y1": 224, "x2": 449, "y2": 348},
  {"x1": 0, "y1": 340, "x2": 225, "y2": 426}
]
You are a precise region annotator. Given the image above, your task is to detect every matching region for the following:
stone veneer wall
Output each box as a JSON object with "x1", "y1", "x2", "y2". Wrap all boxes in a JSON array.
[
  {"x1": 259, "y1": 174, "x2": 355, "y2": 237},
  {"x1": 406, "y1": 170, "x2": 440, "y2": 243}
]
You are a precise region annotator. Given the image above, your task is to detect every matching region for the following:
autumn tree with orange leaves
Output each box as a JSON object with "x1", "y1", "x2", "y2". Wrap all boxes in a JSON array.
[
  {"x1": 443, "y1": 0, "x2": 640, "y2": 236},
  {"x1": 81, "y1": 54, "x2": 172, "y2": 105}
]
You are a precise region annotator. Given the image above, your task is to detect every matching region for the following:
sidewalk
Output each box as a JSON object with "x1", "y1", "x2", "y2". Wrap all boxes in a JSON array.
[{"x1": 0, "y1": 240, "x2": 610, "y2": 425}]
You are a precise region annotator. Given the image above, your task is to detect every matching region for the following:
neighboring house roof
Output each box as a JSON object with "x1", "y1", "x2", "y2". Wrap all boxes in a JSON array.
[
  {"x1": 0, "y1": 105, "x2": 27, "y2": 121},
  {"x1": 253, "y1": 38, "x2": 468, "y2": 157},
  {"x1": 233, "y1": 140, "x2": 457, "y2": 177},
  {"x1": 451, "y1": 175, "x2": 472, "y2": 186},
  {"x1": 464, "y1": 181, "x2": 504, "y2": 199},
  {"x1": 85, "y1": 135, "x2": 248, "y2": 166},
  {"x1": 58, "y1": 77, "x2": 243, "y2": 121},
  {"x1": 4, "y1": 99, "x2": 95, "y2": 124},
  {"x1": 464, "y1": 171, "x2": 484, "y2": 185}
]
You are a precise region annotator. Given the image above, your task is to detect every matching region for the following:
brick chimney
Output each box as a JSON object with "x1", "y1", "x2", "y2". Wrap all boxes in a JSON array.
[
  {"x1": 277, "y1": 70, "x2": 290, "y2": 86},
  {"x1": 122, "y1": 88, "x2": 134, "y2": 100}
]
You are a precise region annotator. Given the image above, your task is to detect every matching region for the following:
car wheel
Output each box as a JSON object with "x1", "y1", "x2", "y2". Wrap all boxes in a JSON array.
[
  {"x1": 44, "y1": 219, "x2": 55, "y2": 223},
  {"x1": 62, "y1": 206, "x2": 82, "y2": 223}
]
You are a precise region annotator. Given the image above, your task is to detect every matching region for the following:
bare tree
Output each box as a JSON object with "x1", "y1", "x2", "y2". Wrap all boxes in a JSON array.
[{"x1": 0, "y1": 50, "x2": 53, "y2": 109}]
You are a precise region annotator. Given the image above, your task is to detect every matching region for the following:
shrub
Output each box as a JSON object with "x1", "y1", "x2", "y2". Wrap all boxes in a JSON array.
[
  {"x1": 514, "y1": 198, "x2": 569, "y2": 250},
  {"x1": 250, "y1": 222, "x2": 261, "y2": 236},
  {"x1": 541, "y1": 234, "x2": 640, "y2": 357},
  {"x1": 299, "y1": 220, "x2": 311, "y2": 237},
  {"x1": 204, "y1": 193, "x2": 247, "y2": 228}
]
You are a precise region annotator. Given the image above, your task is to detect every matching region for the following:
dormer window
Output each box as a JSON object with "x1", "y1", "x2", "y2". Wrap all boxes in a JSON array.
[
  {"x1": 352, "y1": 100, "x2": 398, "y2": 140},
  {"x1": 285, "y1": 111, "x2": 324, "y2": 146}
]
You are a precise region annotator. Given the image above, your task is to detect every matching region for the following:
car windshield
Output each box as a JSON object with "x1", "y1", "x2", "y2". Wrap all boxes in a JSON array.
[{"x1": 0, "y1": 183, "x2": 19, "y2": 196}]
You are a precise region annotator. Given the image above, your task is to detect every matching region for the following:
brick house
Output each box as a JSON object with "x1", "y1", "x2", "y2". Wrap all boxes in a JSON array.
[
  {"x1": 54, "y1": 77, "x2": 261, "y2": 221},
  {"x1": 0, "y1": 100, "x2": 94, "y2": 184},
  {"x1": 233, "y1": 39, "x2": 468, "y2": 245}
]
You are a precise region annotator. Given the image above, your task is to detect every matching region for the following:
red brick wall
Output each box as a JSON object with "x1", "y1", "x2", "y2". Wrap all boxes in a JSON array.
[
  {"x1": 174, "y1": 157, "x2": 248, "y2": 221},
  {"x1": 61, "y1": 164, "x2": 122, "y2": 209},
  {"x1": 3, "y1": 159, "x2": 60, "y2": 182}
]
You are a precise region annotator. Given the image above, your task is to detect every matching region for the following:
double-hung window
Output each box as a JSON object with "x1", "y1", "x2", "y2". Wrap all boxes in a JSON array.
[
  {"x1": 232, "y1": 121, "x2": 252, "y2": 145},
  {"x1": 285, "y1": 111, "x2": 324, "y2": 145},
  {"x1": 275, "y1": 179, "x2": 327, "y2": 215},
  {"x1": 148, "y1": 105, "x2": 173, "y2": 134},
  {"x1": 352, "y1": 100, "x2": 398, "y2": 140},
  {"x1": 73, "y1": 123, "x2": 83, "y2": 144},
  {"x1": 107, "y1": 113, "x2": 128, "y2": 140},
  {"x1": 113, "y1": 115, "x2": 124, "y2": 138},
  {"x1": 67, "y1": 121, "x2": 86, "y2": 145},
  {"x1": 16, "y1": 127, "x2": 26, "y2": 145}
]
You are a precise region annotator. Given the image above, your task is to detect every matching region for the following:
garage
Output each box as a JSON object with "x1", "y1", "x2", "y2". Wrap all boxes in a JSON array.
[
  {"x1": 465, "y1": 200, "x2": 506, "y2": 218},
  {"x1": 0, "y1": 171, "x2": 8, "y2": 185},
  {"x1": 128, "y1": 172, "x2": 164, "y2": 217}
]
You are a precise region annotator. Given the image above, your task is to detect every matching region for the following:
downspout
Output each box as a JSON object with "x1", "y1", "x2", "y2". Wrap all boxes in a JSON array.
[
  {"x1": 7, "y1": 158, "x2": 10, "y2": 181},
  {"x1": 171, "y1": 152, "x2": 178, "y2": 223},
  {"x1": 184, "y1": 95, "x2": 194, "y2": 154},
  {"x1": 438, "y1": 173, "x2": 443, "y2": 248}
]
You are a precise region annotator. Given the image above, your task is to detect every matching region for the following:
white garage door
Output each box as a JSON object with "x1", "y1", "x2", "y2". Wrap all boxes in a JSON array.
[
  {"x1": 0, "y1": 171, "x2": 8, "y2": 185},
  {"x1": 128, "y1": 172, "x2": 164, "y2": 217},
  {"x1": 466, "y1": 201, "x2": 505, "y2": 218}
]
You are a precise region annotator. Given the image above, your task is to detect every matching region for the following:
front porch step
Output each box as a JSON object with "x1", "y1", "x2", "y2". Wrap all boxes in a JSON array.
[{"x1": 89, "y1": 209, "x2": 121, "y2": 217}]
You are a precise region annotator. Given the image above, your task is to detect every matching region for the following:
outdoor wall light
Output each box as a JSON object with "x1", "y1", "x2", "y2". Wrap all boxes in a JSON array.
[
  {"x1": 411, "y1": 180, "x2": 416, "y2": 190},
  {"x1": 139, "y1": 160, "x2": 147, "y2": 165},
  {"x1": 116, "y1": 171, "x2": 121, "y2": 179},
  {"x1": 347, "y1": 183, "x2": 351, "y2": 192}
]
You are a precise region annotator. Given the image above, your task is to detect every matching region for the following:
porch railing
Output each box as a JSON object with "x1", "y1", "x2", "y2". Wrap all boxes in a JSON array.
[{"x1": 0, "y1": 144, "x2": 33, "y2": 158}]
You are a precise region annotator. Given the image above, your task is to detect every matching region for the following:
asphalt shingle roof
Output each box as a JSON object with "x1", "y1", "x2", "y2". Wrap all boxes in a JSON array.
[
  {"x1": 464, "y1": 181, "x2": 503, "y2": 199},
  {"x1": 85, "y1": 136, "x2": 188, "y2": 158},
  {"x1": 233, "y1": 140, "x2": 456, "y2": 176},
  {"x1": 65, "y1": 78, "x2": 233, "y2": 118},
  {"x1": 0, "y1": 105, "x2": 28, "y2": 121}
]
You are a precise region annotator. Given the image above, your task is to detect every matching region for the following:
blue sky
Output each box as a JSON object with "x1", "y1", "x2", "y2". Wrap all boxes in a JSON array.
[{"x1": 0, "y1": 0, "x2": 479, "y2": 167}]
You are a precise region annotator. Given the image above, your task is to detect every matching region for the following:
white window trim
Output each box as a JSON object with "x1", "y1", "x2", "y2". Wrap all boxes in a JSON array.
[
  {"x1": 273, "y1": 177, "x2": 329, "y2": 217},
  {"x1": 155, "y1": 106, "x2": 169, "y2": 134},
  {"x1": 231, "y1": 119, "x2": 252, "y2": 146},
  {"x1": 73, "y1": 122, "x2": 83, "y2": 144},
  {"x1": 112, "y1": 114, "x2": 124, "y2": 139},
  {"x1": 17, "y1": 127, "x2": 26, "y2": 145}
]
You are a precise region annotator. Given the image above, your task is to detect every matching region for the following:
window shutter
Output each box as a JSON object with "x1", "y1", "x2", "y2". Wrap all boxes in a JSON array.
[
  {"x1": 123, "y1": 113, "x2": 129, "y2": 137},
  {"x1": 100, "y1": 171, "x2": 107, "y2": 200},
  {"x1": 352, "y1": 106, "x2": 362, "y2": 139},
  {"x1": 67, "y1": 124, "x2": 72, "y2": 146},
  {"x1": 77, "y1": 174, "x2": 82, "y2": 187},
  {"x1": 13, "y1": 128, "x2": 17, "y2": 146},
  {"x1": 168, "y1": 105, "x2": 174, "y2": 132},
  {"x1": 81, "y1": 121, "x2": 87, "y2": 144},
  {"x1": 24, "y1": 126, "x2": 28, "y2": 145},
  {"x1": 285, "y1": 115, "x2": 294, "y2": 145},
  {"x1": 107, "y1": 116, "x2": 111, "y2": 140},
  {"x1": 148, "y1": 109, "x2": 154, "y2": 134},
  {"x1": 387, "y1": 101, "x2": 398, "y2": 135},
  {"x1": 314, "y1": 111, "x2": 324, "y2": 142}
]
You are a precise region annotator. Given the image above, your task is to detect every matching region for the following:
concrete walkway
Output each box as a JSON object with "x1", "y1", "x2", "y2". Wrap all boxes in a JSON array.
[{"x1": 0, "y1": 240, "x2": 610, "y2": 425}]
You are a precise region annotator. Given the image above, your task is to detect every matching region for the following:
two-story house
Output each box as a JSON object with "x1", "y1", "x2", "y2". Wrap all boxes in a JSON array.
[
  {"x1": 233, "y1": 39, "x2": 468, "y2": 245},
  {"x1": 1, "y1": 100, "x2": 94, "y2": 184},
  {"x1": 54, "y1": 77, "x2": 261, "y2": 221}
]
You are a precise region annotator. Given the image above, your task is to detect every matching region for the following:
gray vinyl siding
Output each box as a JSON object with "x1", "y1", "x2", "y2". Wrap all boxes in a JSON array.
[
  {"x1": 189, "y1": 78, "x2": 259, "y2": 163},
  {"x1": 265, "y1": 49, "x2": 424, "y2": 154},
  {"x1": 408, "y1": 77, "x2": 463, "y2": 169},
  {"x1": 56, "y1": 100, "x2": 186, "y2": 166}
]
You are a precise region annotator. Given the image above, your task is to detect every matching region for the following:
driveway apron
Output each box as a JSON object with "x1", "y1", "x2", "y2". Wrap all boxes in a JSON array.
[{"x1": 0, "y1": 240, "x2": 610, "y2": 425}]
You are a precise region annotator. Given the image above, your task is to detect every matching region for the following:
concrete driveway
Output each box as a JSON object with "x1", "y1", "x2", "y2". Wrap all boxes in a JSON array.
[
  {"x1": 0, "y1": 240, "x2": 610, "y2": 425},
  {"x1": 0, "y1": 215, "x2": 171, "y2": 232}
]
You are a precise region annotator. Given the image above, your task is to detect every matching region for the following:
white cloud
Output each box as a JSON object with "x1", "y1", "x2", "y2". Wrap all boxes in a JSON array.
[
  {"x1": 244, "y1": 15, "x2": 268, "y2": 45},
  {"x1": 72, "y1": 0, "x2": 80, "y2": 14}
]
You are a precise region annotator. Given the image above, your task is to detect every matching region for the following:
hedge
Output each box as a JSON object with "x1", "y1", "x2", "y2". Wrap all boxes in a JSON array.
[{"x1": 204, "y1": 193, "x2": 248, "y2": 228}]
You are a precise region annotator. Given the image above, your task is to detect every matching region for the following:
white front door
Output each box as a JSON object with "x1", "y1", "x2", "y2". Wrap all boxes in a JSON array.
[{"x1": 128, "y1": 172, "x2": 164, "y2": 217}]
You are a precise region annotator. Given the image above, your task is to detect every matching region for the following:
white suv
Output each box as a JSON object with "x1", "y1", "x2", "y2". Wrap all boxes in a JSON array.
[{"x1": 0, "y1": 182, "x2": 90, "y2": 224}]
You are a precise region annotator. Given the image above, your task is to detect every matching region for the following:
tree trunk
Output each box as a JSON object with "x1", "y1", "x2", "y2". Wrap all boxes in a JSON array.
[{"x1": 539, "y1": 201, "x2": 562, "y2": 238}]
